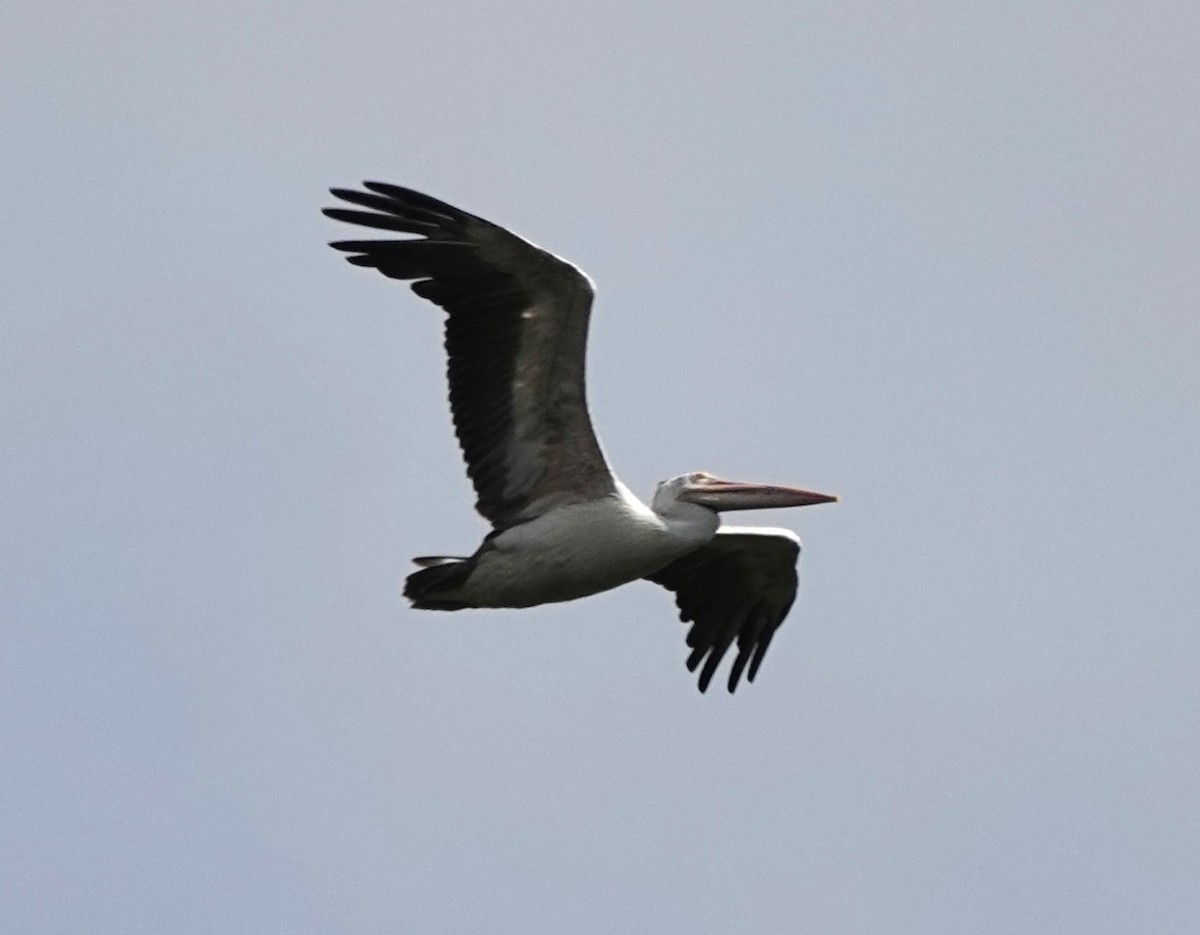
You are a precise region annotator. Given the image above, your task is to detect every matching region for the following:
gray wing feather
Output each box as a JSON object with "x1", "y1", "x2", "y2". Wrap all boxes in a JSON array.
[{"x1": 323, "y1": 182, "x2": 616, "y2": 528}]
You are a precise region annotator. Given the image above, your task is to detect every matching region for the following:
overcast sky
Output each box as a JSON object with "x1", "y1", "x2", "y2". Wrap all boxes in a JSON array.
[{"x1": 4, "y1": 2, "x2": 1198, "y2": 932}]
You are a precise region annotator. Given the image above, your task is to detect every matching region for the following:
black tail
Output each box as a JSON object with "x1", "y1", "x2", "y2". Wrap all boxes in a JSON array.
[{"x1": 404, "y1": 559, "x2": 474, "y2": 610}]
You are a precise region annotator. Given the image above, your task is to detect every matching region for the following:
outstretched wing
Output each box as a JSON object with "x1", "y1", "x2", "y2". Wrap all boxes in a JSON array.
[
  {"x1": 647, "y1": 528, "x2": 803, "y2": 693},
  {"x1": 323, "y1": 182, "x2": 616, "y2": 529}
]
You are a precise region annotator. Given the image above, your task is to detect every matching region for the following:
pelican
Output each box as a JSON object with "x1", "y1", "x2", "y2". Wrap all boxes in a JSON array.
[{"x1": 322, "y1": 182, "x2": 837, "y2": 692}]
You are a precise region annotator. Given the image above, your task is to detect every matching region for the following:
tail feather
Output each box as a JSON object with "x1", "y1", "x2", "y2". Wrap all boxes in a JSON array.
[
  {"x1": 412, "y1": 555, "x2": 469, "y2": 568},
  {"x1": 404, "y1": 558, "x2": 474, "y2": 610}
]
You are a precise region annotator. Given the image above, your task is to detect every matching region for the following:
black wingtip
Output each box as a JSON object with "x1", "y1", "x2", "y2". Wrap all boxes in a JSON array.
[
  {"x1": 362, "y1": 180, "x2": 414, "y2": 199},
  {"x1": 363, "y1": 180, "x2": 409, "y2": 200}
]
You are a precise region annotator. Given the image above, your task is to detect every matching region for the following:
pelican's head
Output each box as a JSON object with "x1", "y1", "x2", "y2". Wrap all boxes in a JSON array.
[{"x1": 653, "y1": 471, "x2": 838, "y2": 515}]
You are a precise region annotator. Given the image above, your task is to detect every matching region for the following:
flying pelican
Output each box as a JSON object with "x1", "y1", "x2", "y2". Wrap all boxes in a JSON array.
[{"x1": 322, "y1": 182, "x2": 837, "y2": 692}]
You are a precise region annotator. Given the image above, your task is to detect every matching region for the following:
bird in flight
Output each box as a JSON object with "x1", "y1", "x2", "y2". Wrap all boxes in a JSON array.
[{"x1": 323, "y1": 182, "x2": 837, "y2": 692}]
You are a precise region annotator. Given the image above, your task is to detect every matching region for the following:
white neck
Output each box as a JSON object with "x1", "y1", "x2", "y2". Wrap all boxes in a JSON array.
[{"x1": 651, "y1": 493, "x2": 720, "y2": 551}]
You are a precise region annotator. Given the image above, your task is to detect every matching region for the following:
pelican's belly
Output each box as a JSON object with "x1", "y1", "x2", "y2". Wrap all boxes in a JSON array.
[{"x1": 459, "y1": 497, "x2": 693, "y2": 608}]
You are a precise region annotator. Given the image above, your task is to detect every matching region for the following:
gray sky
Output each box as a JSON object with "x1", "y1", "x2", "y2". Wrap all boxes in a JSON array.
[{"x1": 4, "y1": 2, "x2": 1198, "y2": 932}]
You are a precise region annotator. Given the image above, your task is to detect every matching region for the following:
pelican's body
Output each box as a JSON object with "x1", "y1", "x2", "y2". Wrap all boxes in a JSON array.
[
  {"x1": 411, "y1": 481, "x2": 718, "y2": 609},
  {"x1": 323, "y1": 182, "x2": 837, "y2": 691}
]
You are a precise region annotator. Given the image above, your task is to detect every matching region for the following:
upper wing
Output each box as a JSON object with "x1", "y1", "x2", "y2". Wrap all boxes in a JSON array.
[
  {"x1": 323, "y1": 182, "x2": 616, "y2": 529},
  {"x1": 646, "y1": 528, "x2": 803, "y2": 693}
]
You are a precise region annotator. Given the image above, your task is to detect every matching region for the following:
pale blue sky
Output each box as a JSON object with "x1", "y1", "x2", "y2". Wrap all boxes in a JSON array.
[{"x1": 3, "y1": 2, "x2": 1198, "y2": 932}]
